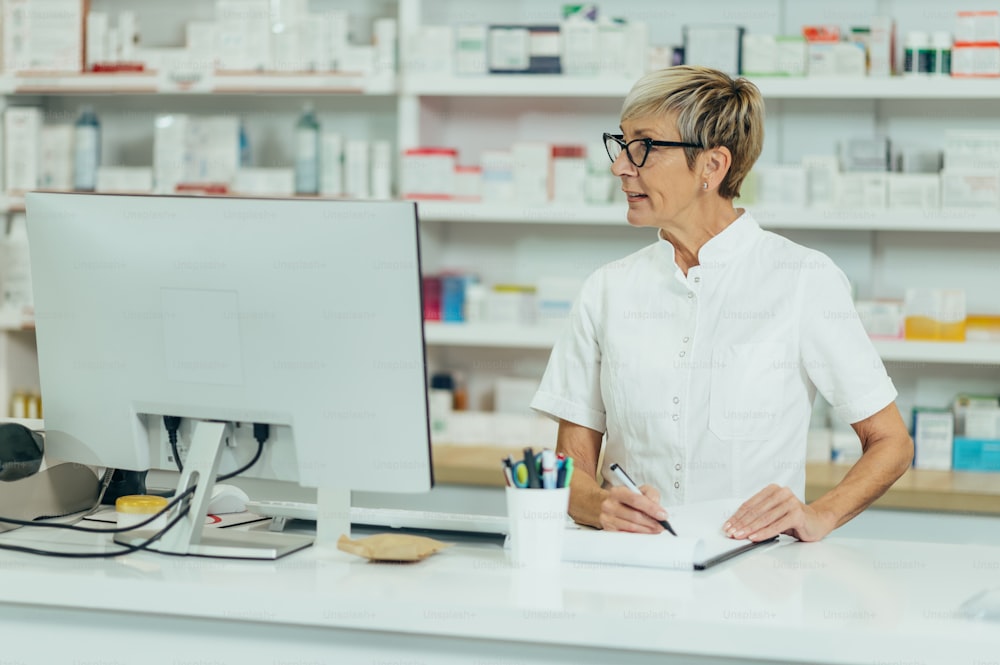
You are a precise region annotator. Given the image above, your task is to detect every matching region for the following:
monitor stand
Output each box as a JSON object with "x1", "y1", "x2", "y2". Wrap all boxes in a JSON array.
[{"x1": 114, "y1": 419, "x2": 314, "y2": 559}]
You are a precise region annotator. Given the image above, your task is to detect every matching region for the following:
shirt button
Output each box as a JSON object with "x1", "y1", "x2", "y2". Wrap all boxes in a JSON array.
[
  {"x1": 693, "y1": 277, "x2": 701, "y2": 283},
  {"x1": 674, "y1": 482, "x2": 680, "y2": 489},
  {"x1": 675, "y1": 464, "x2": 681, "y2": 471},
  {"x1": 672, "y1": 414, "x2": 679, "y2": 421},
  {"x1": 687, "y1": 292, "x2": 694, "y2": 299},
  {"x1": 679, "y1": 351, "x2": 686, "y2": 357},
  {"x1": 673, "y1": 397, "x2": 680, "y2": 404},
  {"x1": 682, "y1": 337, "x2": 689, "y2": 343}
]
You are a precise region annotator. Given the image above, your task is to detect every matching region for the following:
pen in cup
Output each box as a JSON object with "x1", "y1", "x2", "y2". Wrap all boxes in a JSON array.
[{"x1": 608, "y1": 462, "x2": 678, "y2": 536}]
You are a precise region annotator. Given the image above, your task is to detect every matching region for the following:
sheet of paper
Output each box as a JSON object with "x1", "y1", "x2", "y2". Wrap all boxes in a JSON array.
[
  {"x1": 83, "y1": 506, "x2": 268, "y2": 529},
  {"x1": 561, "y1": 499, "x2": 754, "y2": 570}
]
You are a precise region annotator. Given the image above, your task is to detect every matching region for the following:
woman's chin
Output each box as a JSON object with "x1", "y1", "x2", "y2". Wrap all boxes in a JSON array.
[{"x1": 625, "y1": 210, "x2": 654, "y2": 228}]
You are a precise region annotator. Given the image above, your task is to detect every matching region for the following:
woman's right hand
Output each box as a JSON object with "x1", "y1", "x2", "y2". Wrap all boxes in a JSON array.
[{"x1": 599, "y1": 484, "x2": 670, "y2": 533}]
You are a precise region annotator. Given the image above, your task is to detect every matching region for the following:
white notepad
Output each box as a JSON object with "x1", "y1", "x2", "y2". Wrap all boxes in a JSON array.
[{"x1": 562, "y1": 499, "x2": 779, "y2": 571}]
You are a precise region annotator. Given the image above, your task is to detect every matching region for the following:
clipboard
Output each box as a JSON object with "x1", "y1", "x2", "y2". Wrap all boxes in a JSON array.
[
  {"x1": 693, "y1": 535, "x2": 779, "y2": 570},
  {"x1": 561, "y1": 499, "x2": 784, "y2": 571}
]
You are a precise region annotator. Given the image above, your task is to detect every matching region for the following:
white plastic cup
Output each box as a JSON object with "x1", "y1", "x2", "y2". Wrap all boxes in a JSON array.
[{"x1": 505, "y1": 486, "x2": 570, "y2": 569}]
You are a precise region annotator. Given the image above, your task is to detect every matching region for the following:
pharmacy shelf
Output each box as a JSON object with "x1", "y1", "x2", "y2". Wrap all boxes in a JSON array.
[
  {"x1": 755, "y1": 207, "x2": 1000, "y2": 233},
  {"x1": 0, "y1": 196, "x2": 25, "y2": 213},
  {"x1": 425, "y1": 322, "x2": 1000, "y2": 364},
  {"x1": 416, "y1": 202, "x2": 1000, "y2": 232},
  {"x1": 0, "y1": 72, "x2": 396, "y2": 96},
  {"x1": 424, "y1": 322, "x2": 562, "y2": 349},
  {"x1": 0, "y1": 310, "x2": 33, "y2": 332},
  {"x1": 404, "y1": 74, "x2": 1000, "y2": 100},
  {"x1": 7, "y1": 194, "x2": 999, "y2": 233},
  {"x1": 872, "y1": 339, "x2": 1000, "y2": 366},
  {"x1": 754, "y1": 76, "x2": 1000, "y2": 100},
  {"x1": 416, "y1": 201, "x2": 626, "y2": 225}
]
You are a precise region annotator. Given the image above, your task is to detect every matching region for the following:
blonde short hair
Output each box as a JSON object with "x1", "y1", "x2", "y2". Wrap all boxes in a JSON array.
[{"x1": 621, "y1": 65, "x2": 764, "y2": 200}]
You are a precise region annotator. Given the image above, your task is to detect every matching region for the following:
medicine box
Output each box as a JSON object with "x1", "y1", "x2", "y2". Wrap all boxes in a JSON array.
[
  {"x1": 489, "y1": 25, "x2": 561, "y2": 74},
  {"x1": 887, "y1": 173, "x2": 940, "y2": 210},
  {"x1": 912, "y1": 408, "x2": 954, "y2": 470},
  {"x1": 684, "y1": 25, "x2": 743, "y2": 76},
  {"x1": 955, "y1": 10, "x2": 1000, "y2": 46},
  {"x1": 953, "y1": 437, "x2": 1000, "y2": 472},
  {"x1": 561, "y1": 18, "x2": 598, "y2": 76},
  {"x1": 4, "y1": 107, "x2": 40, "y2": 194},
  {"x1": 754, "y1": 164, "x2": 806, "y2": 207},
  {"x1": 836, "y1": 173, "x2": 887, "y2": 209},
  {"x1": 941, "y1": 170, "x2": 1000, "y2": 209},
  {"x1": 943, "y1": 130, "x2": 1000, "y2": 171},
  {"x1": 232, "y1": 168, "x2": 295, "y2": 196},
  {"x1": 868, "y1": 16, "x2": 895, "y2": 77},
  {"x1": 952, "y1": 45, "x2": 1000, "y2": 77},
  {"x1": 96, "y1": 167, "x2": 154, "y2": 193},
  {"x1": 953, "y1": 393, "x2": 1000, "y2": 436},
  {"x1": 401, "y1": 147, "x2": 457, "y2": 199},
  {"x1": 455, "y1": 25, "x2": 488, "y2": 75},
  {"x1": 3, "y1": 0, "x2": 84, "y2": 73},
  {"x1": 854, "y1": 300, "x2": 903, "y2": 338},
  {"x1": 38, "y1": 125, "x2": 74, "y2": 190}
]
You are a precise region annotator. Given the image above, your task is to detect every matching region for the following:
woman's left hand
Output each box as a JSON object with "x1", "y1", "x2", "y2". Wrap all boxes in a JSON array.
[{"x1": 723, "y1": 484, "x2": 836, "y2": 543}]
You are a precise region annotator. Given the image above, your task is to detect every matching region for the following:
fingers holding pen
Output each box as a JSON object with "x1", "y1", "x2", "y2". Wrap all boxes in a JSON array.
[{"x1": 600, "y1": 485, "x2": 670, "y2": 533}]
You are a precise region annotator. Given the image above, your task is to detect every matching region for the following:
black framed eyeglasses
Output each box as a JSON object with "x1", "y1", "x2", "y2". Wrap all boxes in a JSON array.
[{"x1": 603, "y1": 132, "x2": 703, "y2": 168}]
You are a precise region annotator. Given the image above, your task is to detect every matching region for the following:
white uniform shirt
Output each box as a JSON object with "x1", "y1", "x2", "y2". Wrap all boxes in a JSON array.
[{"x1": 530, "y1": 210, "x2": 897, "y2": 504}]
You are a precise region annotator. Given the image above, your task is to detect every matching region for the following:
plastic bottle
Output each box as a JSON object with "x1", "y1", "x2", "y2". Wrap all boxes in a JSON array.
[
  {"x1": 73, "y1": 106, "x2": 101, "y2": 191},
  {"x1": 903, "y1": 31, "x2": 932, "y2": 76},
  {"x1": 294, "y1": 103, "x2": 320, "y2": 195},
  {"x1": 239, "y1": 118, "x2": 252, "y2": 167},
  {"x1": 1, "y1": 215, "x2": 32, "y2": 312},
  {"x1": 931, "y1": 32, "x2": 952, "y2": 76},
  {"x1": 428, "y1": 372, "x2": 455, "y2": 443}
]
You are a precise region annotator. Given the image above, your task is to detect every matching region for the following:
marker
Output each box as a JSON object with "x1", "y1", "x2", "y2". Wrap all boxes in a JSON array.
[
  {"x1": 540, "y1": 449, "x2": 556, "y2": 489},
  {"x1": 608, "y1": 462, "x2": 678, "y2": 536}
]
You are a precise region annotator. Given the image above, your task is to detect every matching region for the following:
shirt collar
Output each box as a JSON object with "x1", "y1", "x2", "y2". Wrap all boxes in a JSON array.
[{"x1": 655, "y1": 208, "x2": 761, "y2": 272}]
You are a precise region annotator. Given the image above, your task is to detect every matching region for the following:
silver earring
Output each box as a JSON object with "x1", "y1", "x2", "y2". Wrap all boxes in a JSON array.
[{"x1": 702, "y1": 182, "x2": 708, "y2": 189}]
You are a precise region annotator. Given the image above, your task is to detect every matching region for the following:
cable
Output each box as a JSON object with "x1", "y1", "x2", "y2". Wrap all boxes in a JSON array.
[
  {"x1": 0, "y1": 491, "x2": 194, "y2": 559},
  {"x1": 163, "y1": 415, "x2": 182, "y2": 472},
  {"x1": 0, "y1": 485, "x2": 196, "y2": 534},
  {"x1": 162, "y1": 417, "x2": 268, "y2": 481},
  {"x1": 218, "y1": 423, "x2": 269, "y2": 482},
  {"x1": 0, "y1": 420, "x2": 269, "y2": 556}
]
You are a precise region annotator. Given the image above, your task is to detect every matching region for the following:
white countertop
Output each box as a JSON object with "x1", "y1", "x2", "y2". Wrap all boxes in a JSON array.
[{"x1": 0, "y1": 524, "x2": 998, "y2": 664}]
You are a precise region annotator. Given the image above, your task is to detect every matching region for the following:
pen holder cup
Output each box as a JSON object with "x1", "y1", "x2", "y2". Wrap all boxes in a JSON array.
[{"x1": 504, "y1": 487, "x2": 570, "y2": 570}]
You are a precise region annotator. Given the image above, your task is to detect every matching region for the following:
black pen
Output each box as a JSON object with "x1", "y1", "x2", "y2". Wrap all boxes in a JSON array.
[
  {"x1": 608, "y1": 462, "x2": 678, "y2": 536},
  {"x1": 523, "y1": 447, "x2": 541, "y2": 488}
]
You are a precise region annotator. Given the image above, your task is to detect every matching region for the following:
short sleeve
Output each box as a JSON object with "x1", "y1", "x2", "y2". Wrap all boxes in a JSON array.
[
  {"x1": 799, "y1": 255, "x2": 898, "y2": 424},
  {"x1": 530, "y1": 272, "x2": 606, "y2": 433}
]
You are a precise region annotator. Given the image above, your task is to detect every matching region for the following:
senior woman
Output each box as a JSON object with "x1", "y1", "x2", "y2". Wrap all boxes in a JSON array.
[{"x1": 530, "y1": 65, "x2": 913, "y2": 543}]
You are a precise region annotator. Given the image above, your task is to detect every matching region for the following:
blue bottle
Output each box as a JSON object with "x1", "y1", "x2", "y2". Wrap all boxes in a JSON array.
[
  {"x1": 239, "y1": 119, "x2": 252, "y2": 168},
  {"x1": 74, "y1": 106, "x2": 101, "y2": 192},
  {"x1": 294, "y1": 103, "x2": 320, "y2": 195}
]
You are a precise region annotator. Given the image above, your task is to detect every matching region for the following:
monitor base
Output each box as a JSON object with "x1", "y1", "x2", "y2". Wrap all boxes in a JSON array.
[{"x1": 114, "y1": 527, "x2": 313, "y2": 560}]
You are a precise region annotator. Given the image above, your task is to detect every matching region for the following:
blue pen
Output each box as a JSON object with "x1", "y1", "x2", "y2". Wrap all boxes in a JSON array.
[{"x1": 555, "y1": 457, "x2": 567, "y2": 488}]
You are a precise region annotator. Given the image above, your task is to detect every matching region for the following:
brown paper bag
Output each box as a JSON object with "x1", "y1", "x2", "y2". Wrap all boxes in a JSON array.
[{"x1": 336, "y1": 533, "x2": 452, "y2": 562}]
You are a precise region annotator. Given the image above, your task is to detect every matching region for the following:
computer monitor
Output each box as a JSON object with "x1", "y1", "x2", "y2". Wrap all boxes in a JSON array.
[{"x1": 25, "y1": 192, "x2": 433, "y2": 558}]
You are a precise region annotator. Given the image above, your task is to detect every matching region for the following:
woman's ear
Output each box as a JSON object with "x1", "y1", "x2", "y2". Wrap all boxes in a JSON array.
[{"x1": 702, "y1": 145, "x2": 733, "y2": 191}]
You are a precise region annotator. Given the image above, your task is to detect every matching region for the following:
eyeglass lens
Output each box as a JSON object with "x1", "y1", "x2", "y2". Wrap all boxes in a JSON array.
[{"x1": 605, "y1": 136, "x2": 648, "y2": 167}]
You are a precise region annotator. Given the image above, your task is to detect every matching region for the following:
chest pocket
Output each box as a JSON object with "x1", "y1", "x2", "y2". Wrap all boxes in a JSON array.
[{"x1": 709, "y1": 342, "x2": 787, "y2": 441}]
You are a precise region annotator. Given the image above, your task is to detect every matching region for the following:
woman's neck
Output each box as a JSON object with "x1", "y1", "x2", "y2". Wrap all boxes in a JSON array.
[{"x1": 660, "y1": 204, "x2": 742, "y2": 276}]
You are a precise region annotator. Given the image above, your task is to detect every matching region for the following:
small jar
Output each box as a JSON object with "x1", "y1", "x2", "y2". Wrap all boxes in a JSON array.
[
  {"x1": 903, "y1": 31, "x2": 932, "y2": 76},
  {"x1": 116, "y1": 494, "x2": 169, "y2": 531},
  {"x1": 931, "y1": 31, "x2": 952, "y2": 76}
]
